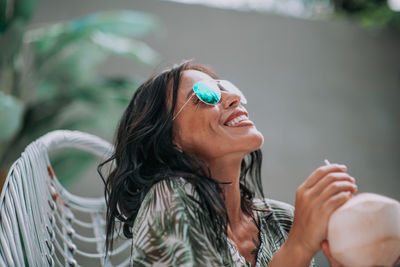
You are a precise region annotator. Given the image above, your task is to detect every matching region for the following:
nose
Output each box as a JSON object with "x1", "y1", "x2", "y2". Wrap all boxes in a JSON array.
[{"x1": 221, "y1": 91, "x2": 241, "y2": 109}]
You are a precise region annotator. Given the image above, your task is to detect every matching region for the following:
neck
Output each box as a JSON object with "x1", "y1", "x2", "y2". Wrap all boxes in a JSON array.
[{"x1": 206, "y1": 155, "x2": 248, "y2": 230}]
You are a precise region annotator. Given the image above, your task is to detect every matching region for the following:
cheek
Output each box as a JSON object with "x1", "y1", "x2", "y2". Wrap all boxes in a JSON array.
[
  {"x1": 182, "y1": 120, "x2": 215, "y2": 146},
  {"x1": 177, "y1": 118, "x2": 220, "y2": 152}
]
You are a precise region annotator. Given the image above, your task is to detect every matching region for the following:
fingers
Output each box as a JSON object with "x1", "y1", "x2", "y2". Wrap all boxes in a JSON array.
[
  {"x1": 321, "y1": 190, "x2": 353, "y2": 215},
  {"x1": 311, "y1": 172, "x2": 356, "y2": 197},
  {"x1": 319, "y1": 179, "x2": 358, "y2": 200},
  {"x1": 305, "y1": 164, "x2": 358, "y2": 220},
  {"x1": 301, "y1": 164, "x2": 348, "y2": 189}
]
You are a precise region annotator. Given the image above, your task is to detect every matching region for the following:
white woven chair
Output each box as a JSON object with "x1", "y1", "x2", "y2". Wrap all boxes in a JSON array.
[{"x1": 0, "y1": 130, "x2": 131, "y2": 267}]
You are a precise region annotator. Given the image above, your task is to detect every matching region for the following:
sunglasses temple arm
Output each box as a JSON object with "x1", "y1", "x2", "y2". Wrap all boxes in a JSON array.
[{"x1": 172, "y1": 92, "x2": 195, "y2": 121}]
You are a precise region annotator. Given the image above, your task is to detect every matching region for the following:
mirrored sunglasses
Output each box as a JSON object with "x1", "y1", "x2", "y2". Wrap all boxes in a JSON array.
[{"x1": 173, "y1": 79, "x2": 247, "y2": 120}]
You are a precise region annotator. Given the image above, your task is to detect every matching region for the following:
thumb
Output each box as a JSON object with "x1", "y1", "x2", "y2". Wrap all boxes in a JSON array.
[
  {"x1": 322, "y1": 240, "x2": 331, "y2": 257},
  {"x1": 322, "y1": 240, "x2": 345, "y2": 267}
]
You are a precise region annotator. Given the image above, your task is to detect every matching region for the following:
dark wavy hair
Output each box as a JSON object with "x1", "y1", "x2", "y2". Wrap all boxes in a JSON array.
[{"x1": 98, "y1": 60, "x2": 264, "y2": 257}]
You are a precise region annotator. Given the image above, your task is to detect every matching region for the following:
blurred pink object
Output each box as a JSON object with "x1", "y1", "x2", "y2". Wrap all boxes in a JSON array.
[{"x1": 328, "y1": 192, "x2": 400, "y2": 267}]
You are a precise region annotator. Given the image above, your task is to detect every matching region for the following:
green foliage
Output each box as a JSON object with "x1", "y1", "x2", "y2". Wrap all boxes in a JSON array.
[
  {"x1": 0, "y1": 0, "x2": 35, "y2": 60},
  {"x1": 0, "y1": 91, "x2": 23, "y2": 141},
  {"x1": 0, "y1": 3, "x2": 160, "y2": 187},
  {"x1": 50, "y1": 149, "x2": 97, "y2": 188},
  {"x1": 332, "y1": 0, "x2": 400, "y2": 30}
]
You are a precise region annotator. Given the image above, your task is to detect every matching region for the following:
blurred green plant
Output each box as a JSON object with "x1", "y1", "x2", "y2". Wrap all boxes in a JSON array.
[
  {"x1": 332, "y1": 0, "x2": 400, "y2": 30},
  {"x1": 0, "y1": 0, "x2": 160, "y2": 186}
]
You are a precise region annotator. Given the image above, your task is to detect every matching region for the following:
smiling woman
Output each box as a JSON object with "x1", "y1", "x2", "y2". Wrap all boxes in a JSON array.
[{"x1": 98, "y1": 60, "x2": 359, "y2": 266}]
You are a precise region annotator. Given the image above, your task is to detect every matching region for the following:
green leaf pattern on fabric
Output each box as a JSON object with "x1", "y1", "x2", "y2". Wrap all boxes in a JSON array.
[{"x1": 130, "y1": 178, "x2": 316, "y2": 267}]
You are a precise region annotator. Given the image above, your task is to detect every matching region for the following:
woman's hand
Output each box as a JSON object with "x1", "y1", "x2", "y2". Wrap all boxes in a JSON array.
[
  {"x1": 322, "y1": 240, "x2": 344, "y2": 267},
  {"x1": 286, "y1": 164, "x2": 358, "y2": 257}
]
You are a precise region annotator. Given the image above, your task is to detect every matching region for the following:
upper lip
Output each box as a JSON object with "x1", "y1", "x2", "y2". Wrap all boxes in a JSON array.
[{"x1": 224, "y1": 109, "x2": 249, "y2": 125}]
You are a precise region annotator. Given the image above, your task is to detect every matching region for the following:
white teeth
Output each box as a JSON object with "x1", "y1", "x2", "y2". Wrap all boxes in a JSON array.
[{"x1": 226, "y1": 115, "x2": 248, "y2": 126}]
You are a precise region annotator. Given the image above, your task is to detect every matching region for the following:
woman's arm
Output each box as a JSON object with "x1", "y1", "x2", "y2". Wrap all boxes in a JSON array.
[
  {"x1": 268, "y1": 163, "x2": 358, "y2": 267},
  {"x1": 267, "y1": 236, "x2": 314, "y2": 267}
]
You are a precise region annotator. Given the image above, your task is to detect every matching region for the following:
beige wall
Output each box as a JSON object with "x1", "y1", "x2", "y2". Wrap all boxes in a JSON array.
[{"x1": 33, "y1": 0, "x2": 400, "y2": 265}]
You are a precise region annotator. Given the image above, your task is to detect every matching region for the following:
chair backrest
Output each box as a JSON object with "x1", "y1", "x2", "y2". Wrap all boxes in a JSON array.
[{"x1": 0, "y1": 130, "x2": 131, "y2": 267}]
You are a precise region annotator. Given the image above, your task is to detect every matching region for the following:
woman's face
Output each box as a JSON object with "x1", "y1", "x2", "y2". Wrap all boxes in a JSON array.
[{"x1": 172, "y1": 70, "x2": 264, "y2": 162}]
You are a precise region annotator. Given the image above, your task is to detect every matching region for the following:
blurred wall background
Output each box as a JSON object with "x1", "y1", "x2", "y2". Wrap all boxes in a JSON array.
[{"x1": 28, "y1": 0, "x2": 400, "y2": 265}]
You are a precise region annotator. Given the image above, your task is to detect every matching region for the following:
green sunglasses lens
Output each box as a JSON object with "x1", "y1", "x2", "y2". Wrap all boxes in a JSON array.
[{"x1": 193, "y1": 81, "x2": 221, "y2": 104}]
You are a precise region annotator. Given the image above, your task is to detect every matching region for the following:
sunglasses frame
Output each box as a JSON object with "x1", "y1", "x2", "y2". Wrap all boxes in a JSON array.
[{"x1": 172, "y1": 79, "x2": 246, "y2": 121}]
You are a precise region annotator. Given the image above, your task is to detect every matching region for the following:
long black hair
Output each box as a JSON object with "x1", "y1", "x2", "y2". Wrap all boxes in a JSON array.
[{"x1": 98, "y1": 60, "x2": 264, "y2": 256}]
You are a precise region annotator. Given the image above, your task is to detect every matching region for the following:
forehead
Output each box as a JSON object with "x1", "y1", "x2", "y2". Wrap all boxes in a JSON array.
[{"x1": 179, "y1": 70, "x2": 214, "y2": 94}]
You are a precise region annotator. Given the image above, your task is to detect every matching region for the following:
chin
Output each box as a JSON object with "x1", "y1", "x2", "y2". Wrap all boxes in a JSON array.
[
  {"x1": 243, "y1": 130, "x2": 264, "y2": 152},
  {"x1": 252, "y1": 132, "x2": 264, "y2": 150}
]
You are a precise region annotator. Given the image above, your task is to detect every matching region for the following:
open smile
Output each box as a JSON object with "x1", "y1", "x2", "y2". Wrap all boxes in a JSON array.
[{"x1": 223, "y1": 110, "x2": 254, "y2": 127}]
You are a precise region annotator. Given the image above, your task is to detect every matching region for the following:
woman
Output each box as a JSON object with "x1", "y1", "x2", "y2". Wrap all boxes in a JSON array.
[{"x1": 98, "y1": 61, "x2": 358, "y2": 266}]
